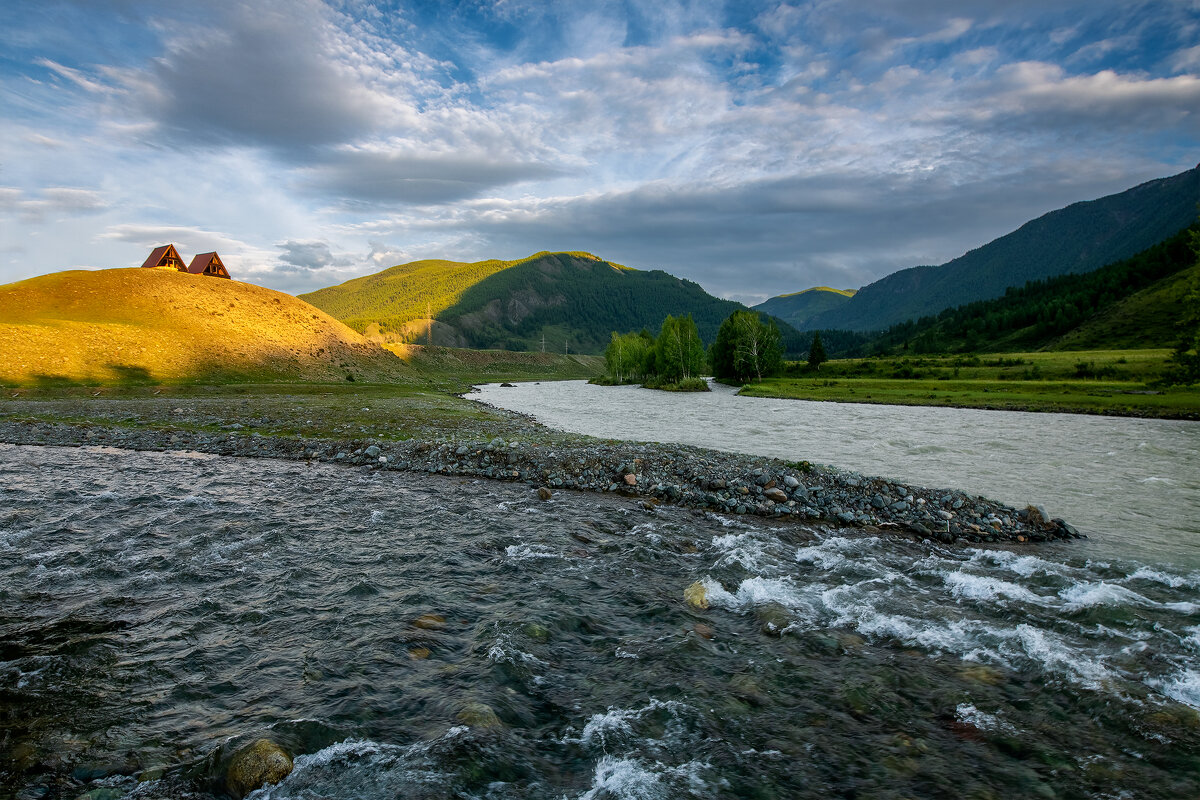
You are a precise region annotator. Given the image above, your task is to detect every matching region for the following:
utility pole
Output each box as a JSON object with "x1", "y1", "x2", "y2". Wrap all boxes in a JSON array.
[
  {"x1": 564, "y1": 339, "x2": 568, "y2": 355},
  {"x1": 427, "y1": 301, "x2": 432, "y2": 346},
  {"x1": 541, "y1": 333, "x2": 545, "y2": 353}
]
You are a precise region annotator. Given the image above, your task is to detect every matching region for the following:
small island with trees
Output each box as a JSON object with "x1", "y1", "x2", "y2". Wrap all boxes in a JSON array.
[{"x1": 595, "y1": 309, "x2": 826, "y2": 391}]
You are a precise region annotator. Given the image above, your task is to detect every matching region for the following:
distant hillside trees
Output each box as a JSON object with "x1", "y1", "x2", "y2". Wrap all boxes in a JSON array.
[
  {"x1": 1164, "y1": 230, "x2": 1200, "y2": 385},
  {"x1": 854, "y1": 224, "x2": 1199, "y2": 356},
  {"x1": 710, "y1": 310, "x2": 783, "y2": 382}
]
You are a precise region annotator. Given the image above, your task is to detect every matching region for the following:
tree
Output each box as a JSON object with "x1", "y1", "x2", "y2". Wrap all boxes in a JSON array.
[
  {"x1": 604, "y1": 331, "x2": 650, "y2": 382},
  {"x1": 710, "y1": 310, "x2": 783, "y2": 382},
  {"x1": 808, "y1": 331, "x2": 827, "y2": 371},
  {"x1": 653, "y1": 314, "x2": 706, "y2": 382}
]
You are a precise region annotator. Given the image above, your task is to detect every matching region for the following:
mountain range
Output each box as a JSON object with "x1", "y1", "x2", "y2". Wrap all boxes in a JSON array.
[
  {"x1": 772, "y1": 164, "x2": 1200, "y2": 332},
  {"x1": 307, "y1": 165, "x2": 1199, "y2": 353}
]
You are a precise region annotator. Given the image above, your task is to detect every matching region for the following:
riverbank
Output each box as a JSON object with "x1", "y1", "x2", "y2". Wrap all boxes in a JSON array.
[
  {"x1": 747, "y1": 349, "x2": 1200, "y2": 420},
  {"x1": 0, "y1": 383, "x2": 1079, "y2": 545}
]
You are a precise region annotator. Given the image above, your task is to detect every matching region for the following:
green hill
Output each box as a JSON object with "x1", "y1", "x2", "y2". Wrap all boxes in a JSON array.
[
  {"x1": 298, "y1": 252, "x2": 581, "y2": 338},
  {"x1": 753, "y1": 287, "x2": 855, "y2": 329},
  {"x1": 855, "y1": 224, "x2": 1198, "y2": 355},
  {"x1": 0, "y1": 269, "x2": 411, "y2": 385},
  {"x1": 805, "y1": 165, "x2": 1200, "y2": 332},
  {"x1": 304, "y1": 251, "x2": 805, "y2": 355}
]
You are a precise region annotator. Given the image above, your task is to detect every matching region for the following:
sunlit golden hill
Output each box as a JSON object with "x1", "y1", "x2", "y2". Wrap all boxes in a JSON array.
[{"x1": 0, "y1": 269, "x2": 412, "y2": 385}]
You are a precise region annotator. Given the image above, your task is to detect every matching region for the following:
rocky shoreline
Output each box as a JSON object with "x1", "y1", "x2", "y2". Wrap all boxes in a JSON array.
[{"x1": 0, "y1": 409, "x2": 1081, "y2": 545}]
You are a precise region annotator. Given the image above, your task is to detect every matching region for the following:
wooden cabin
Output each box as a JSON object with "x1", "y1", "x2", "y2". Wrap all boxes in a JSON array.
[
  {"x1": 138, "y1": 245, "x2": 232, "y2": 279},
  {"x1": 140, "y1": 244, "x2": 186, "y2": 271},
  {"x1": 186, "y1": 252, "x2": 231, "y2": 279}
]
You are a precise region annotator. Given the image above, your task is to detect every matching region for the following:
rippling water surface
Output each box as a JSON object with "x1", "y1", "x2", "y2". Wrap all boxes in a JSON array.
[
  {"x1": 473, "y1": 381, "x2": 1200, "y2": 568},
  {"x1": 3, "y1": 444, "x2": 1199, "y2": 799}
]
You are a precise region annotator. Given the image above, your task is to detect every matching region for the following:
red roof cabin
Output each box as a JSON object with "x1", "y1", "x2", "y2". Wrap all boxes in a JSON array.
[
  {"x1": 140, "y1": 244, "x2": 186, "y2": 271},
  {"x1": 186, "y1": 252, "x2": 231, "y2": 279}
]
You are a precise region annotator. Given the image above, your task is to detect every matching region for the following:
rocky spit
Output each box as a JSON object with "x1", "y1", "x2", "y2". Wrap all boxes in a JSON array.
[{"x1": 0, "y1": 408, "x2": 1082, "y2": 545}]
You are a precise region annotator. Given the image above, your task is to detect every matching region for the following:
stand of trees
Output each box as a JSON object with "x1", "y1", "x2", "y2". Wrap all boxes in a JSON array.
[
  {"x1": 601, "y1": 314, "x2": 708, "y2": 391},
  {"x1": 709, "y1": 310, "x2": 783, "y2": 382}
]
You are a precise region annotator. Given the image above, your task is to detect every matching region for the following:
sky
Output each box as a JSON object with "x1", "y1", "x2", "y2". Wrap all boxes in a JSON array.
[{"x1": 1, "y1": 1, "x2": 1198, "y2": 305}]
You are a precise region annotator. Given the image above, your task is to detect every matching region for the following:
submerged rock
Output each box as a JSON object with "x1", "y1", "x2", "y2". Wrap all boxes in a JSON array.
[
  {"x1": 413, "y1": 613, "x2": 446, "y2": 630},
  {"x1": 226, "y1": 739, "x2": 293, "y2": 799},
  {"x1": 457, "y1": 701, "x2": 502, "y2": 728},
  {"x1": 684, "y1": 581, "x2": 709, "y2": 610}
]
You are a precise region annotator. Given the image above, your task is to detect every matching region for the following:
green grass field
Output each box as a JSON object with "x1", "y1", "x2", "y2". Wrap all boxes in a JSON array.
[{"x1": 741, "y1": 349, "x2": 1200, "y2": 418}]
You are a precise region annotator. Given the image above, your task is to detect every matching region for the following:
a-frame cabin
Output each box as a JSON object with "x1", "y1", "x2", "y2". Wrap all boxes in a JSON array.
[
  {"x1": 140, "y1": 244, "x2": 186, "y2": 271},
  {"x1": 186, "y1": 252, "x2": 231, "y2": 279}
]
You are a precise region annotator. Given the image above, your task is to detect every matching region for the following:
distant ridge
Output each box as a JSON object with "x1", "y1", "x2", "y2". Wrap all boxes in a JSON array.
[
  {"x1": 753, "y1": 286, "x2": 856, "y2": 329},
  {"x1": 804, "y1": 165, "x2": 1200, "y2": 331}
]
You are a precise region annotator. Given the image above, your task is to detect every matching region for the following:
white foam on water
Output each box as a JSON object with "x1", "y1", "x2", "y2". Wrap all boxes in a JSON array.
[
  {"x1": 710, "y1": 532, "x2": 774, "y2": 571},
  {"x1": 254, "y1": 729, "x2": 472, "y2": 799},
  {"x1": 1058, "y1": 582, "x2": 1153, "y2": 610},
  {"x1": 702, "y1": 512, "x2": 753, "y2": 529},
  {"x1": 487, "y1": 634, "x2": 547, "y2": 668},
  {"x1": 577, "y1": 756, "x2": 662, "y2": 800},
  {"x1": 940, "y1": 571, "x2": 1044, "y2": 604},
  {"x1": 965, "y1": 548, "x2": 1069, "y2": 579},
  {"x1": 504, "y1": 543, "x2": 563, "y2": 560},
  {"x1": 1012, "y1": 624, "x2": 1110, "y2": 687},
  {"x1": 1126, "y1": 566, "x2": 1200, "y2": 590},
  {"x1": 955, "y1": 703, "x2": 1018, "y2": 734},
  {"x1": 1182, "y1": 626, "x2": 1200, "y2": 652},
  {"x1": 369, "y1": 510, "x2": 385, "y2": 524},
  {"x1": 568, "y1": 699, "x2": 688, "y2": 750},
  {"x1": 575, "y1": 756, "x2": 709, "y2": 800},
  {"x1": 1150, "y1": 669, "x2": 1200, "y2": 710}
]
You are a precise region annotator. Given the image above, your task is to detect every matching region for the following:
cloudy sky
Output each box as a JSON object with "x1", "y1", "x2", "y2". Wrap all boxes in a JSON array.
[{"x1": 2, "y1": 0, "x2": 1198, "y2": 304}]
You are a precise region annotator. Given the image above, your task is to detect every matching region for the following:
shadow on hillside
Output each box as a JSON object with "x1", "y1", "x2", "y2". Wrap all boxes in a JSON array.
[{"x1": 105, "y1": 364, "x2": 155, "y2": 384}]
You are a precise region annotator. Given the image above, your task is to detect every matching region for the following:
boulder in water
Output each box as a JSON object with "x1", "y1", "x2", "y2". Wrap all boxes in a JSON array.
[
  {"x1": 225, "y1": 739, "x2": 293, "y2": 799},
  {"x1": 413, "y1": 613, "x2": 446, "y2": 630},
  {"x1": 457, "y1": 701, "x2": 502, "y2": 728},
  {"x1": 684, "y1": 581, "x2": 708, "y2": 610}
]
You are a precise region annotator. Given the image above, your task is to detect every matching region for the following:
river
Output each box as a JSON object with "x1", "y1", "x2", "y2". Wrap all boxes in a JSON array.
[
  {"x1": 473, "y1": 380, "x2": 1200, "y2": 569},
  {"x1": 2, "y1": 399, "x2": 1199, "y2": 798}
]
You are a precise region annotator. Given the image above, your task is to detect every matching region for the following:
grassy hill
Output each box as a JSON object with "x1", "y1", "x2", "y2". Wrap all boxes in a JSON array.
[
  {"x1": 298, "y1": 251, "x2": 599, "y2": 339},
  {"x1": 753, "y1": 287, "x2": 855, "y2": 329},
  {"x1": 304, "y1": 250, "x2": 803, "y2": 355},
  {"x1": 805, "y1": 165, "x2": 1200, "y2": 332},
  {"x1": 846, "y1": 224, "x2": 1198, "y2": 356},
  {"x1": 0, "y1": 269, "x2": 411, "y2": 385}
]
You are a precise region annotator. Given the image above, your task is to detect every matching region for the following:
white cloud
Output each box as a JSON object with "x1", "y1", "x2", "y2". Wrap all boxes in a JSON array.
[{"x1": 35, "y1": 58, "x2": 114, "y2": 94}]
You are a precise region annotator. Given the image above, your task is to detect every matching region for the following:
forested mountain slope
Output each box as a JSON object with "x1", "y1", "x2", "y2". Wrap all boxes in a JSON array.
[
  {"x1": 805, "y1": 165, "x2": 1200, "y2": 332},
  {"x1": 857, "y1": 224, "x2": 1198, "y2": 355}
]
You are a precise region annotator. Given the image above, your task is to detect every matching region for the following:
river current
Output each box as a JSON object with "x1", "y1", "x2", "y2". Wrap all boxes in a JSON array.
[
  {"x1": 2, "y1": 392, "x2": 1200, "y2": 798},
  {"x1": 474, "y1": 381, "x2": 1200, "y2": 569}
]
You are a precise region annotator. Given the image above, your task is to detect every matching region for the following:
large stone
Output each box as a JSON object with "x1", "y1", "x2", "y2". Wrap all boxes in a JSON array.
[
  {"x1": 413, "y1": 613, "x2": 446, "y2": 630},
  {"x1": 457, "y1": 701, "x2": 502, "y2": 728},
  {"x1": 364, "y1": 445, "x2": 381, "y2": 458},
  {"x1": 684, "y1": 581, "x2": 709, "y2": 609},
  {"x1": 763, "y1": 487, "x2": 788, "y2": 503},
  {"x1": 226, "y1": 739, "x2": 293, "y2": 799}
]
